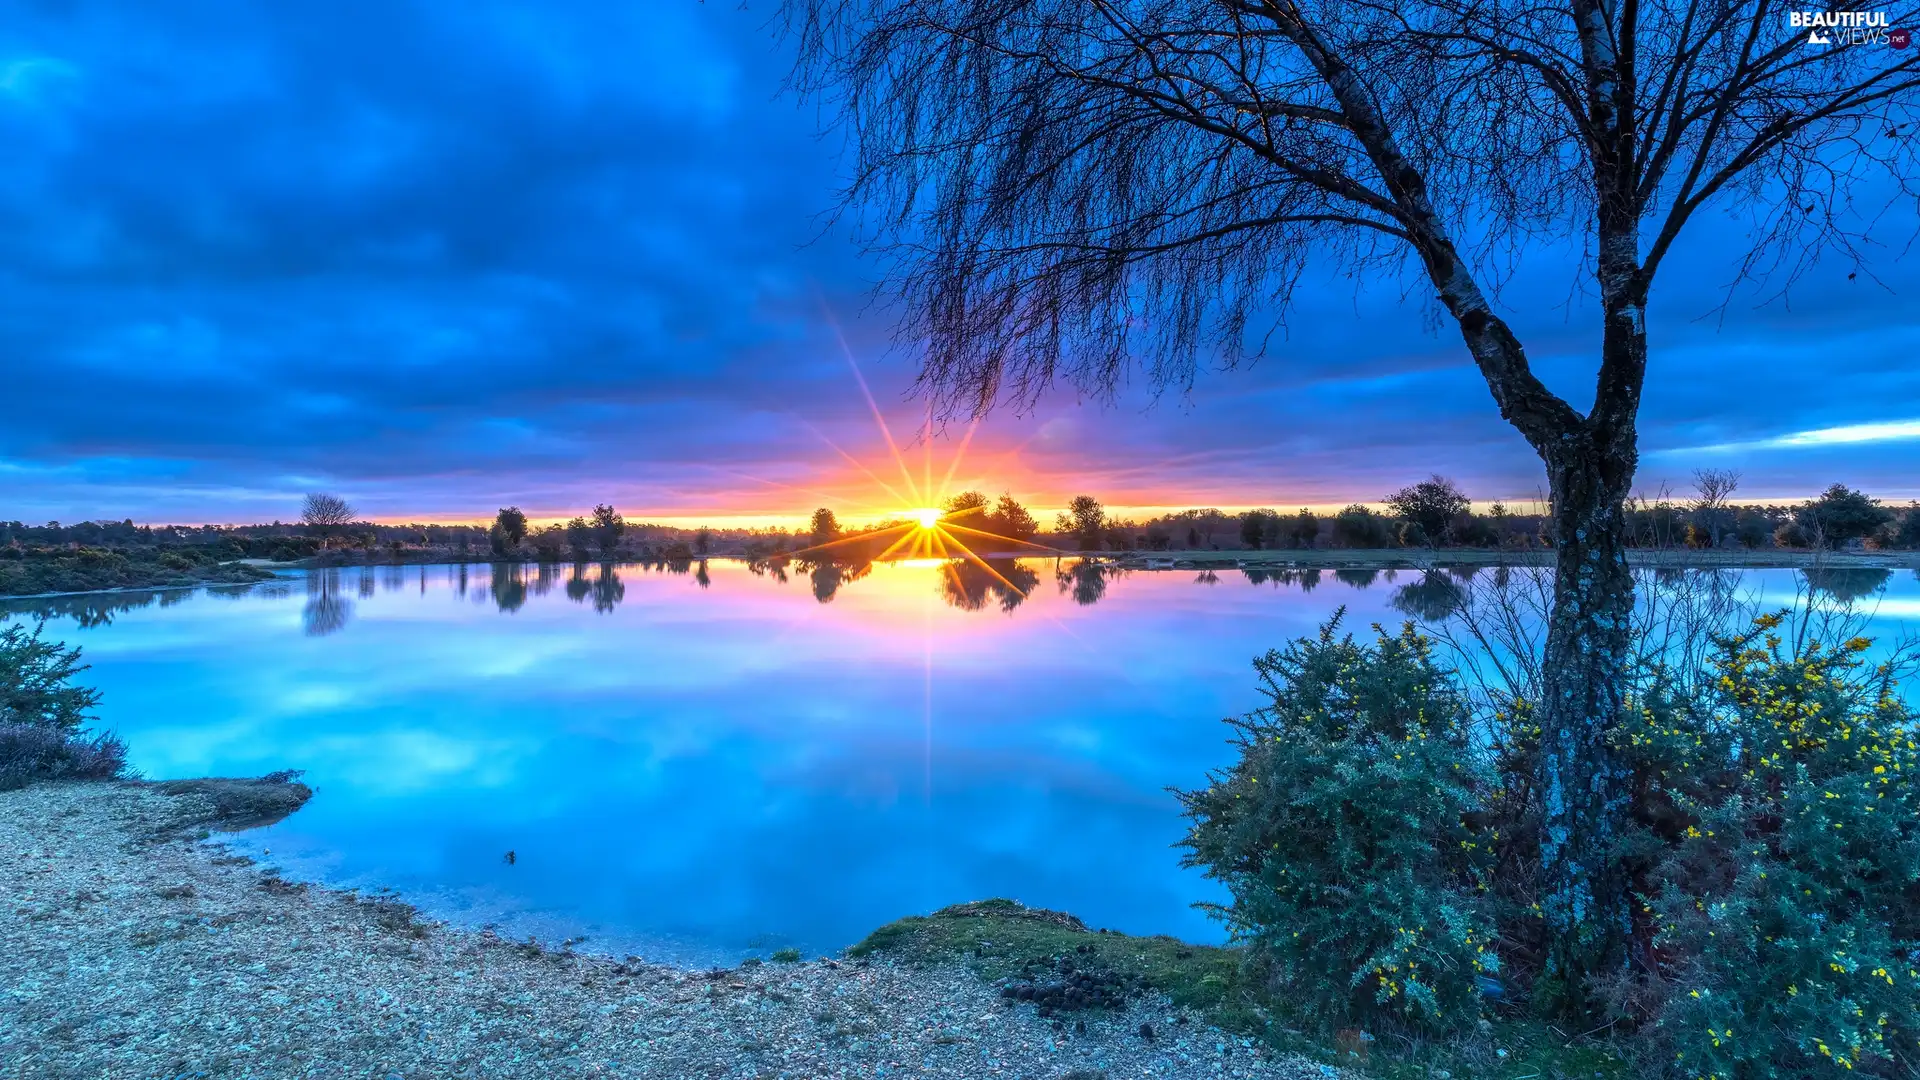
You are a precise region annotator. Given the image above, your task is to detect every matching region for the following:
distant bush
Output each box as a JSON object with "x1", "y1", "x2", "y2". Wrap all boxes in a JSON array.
[{"x1": 1178, "y1": 617, "x2": 1496, "y2": 1032}]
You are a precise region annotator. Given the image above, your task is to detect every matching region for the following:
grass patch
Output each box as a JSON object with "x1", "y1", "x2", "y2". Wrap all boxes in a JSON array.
[
  {"x1": 770, "y1": 947, "x2": 803, "y2": 963},
  {"x1": 846, "y1": 899, "x2": 1631, "y2": 1080},
  {"x1": 150, "y1": 769, "x2": 313, "y2": 830},
  {"x1": 847, "y1": 899, "x2": 1254, "y2": 1026}
]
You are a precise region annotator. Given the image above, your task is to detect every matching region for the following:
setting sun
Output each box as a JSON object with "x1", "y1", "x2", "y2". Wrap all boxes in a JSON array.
[{"x1": 910, "y1": 508, "x2": 943, "y2": 529}]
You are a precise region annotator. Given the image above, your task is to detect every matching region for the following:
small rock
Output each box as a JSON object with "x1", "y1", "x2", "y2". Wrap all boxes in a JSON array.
[{"x1": 1138, "y1": 1022, "x2": 1156, "y2": 1041}]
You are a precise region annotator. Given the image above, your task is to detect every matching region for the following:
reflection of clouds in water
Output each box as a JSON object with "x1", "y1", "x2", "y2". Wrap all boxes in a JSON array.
[{"x1": 58, "y1": 559, "x2": 1920, "y2": 961}]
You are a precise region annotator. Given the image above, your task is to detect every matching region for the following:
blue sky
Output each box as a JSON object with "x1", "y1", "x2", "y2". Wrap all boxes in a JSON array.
[{"x1": 3, "y1": 1, "x2": 1919, "y2": 526}]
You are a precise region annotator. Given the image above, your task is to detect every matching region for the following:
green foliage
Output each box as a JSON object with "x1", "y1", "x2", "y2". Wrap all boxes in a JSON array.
[
  {"x1": 1387, "y1": 475, "x2": 1471, "y2": 544},
  {"x1": 0, "y1": 622, "x2": 103, "y2": 732},
  {"x1": 770, "y1": 947, "x2": 803, "y2": 963},
  {"x1": 494, "y1": 507, "x2": 529, "y2": 548},
  {"x1": 590, "y1": 504, "x2": 625, "y2": 554},
  {"x1": 1616, "y1": 619, "x2": 1920, "y2": 1078},
  {"x1": 1793, "y1": 484, "x2": 1893, "y2": 548},
  {"x1": 1176, "y1": 611, "x2": 1920, "y2": 1075},
  {"x1": 1331, "y1": 504, "x2": 1395, "y2": 548},
  {"x1": 0, "y1": 545, "x2": 270, "y2": 597},
  {"x1": 1178, "y1": 617, "x2": 1497, "y2": 1032},
  {"x1": 1057, "y1": 495, "x2": 1106, "y2": 551}
]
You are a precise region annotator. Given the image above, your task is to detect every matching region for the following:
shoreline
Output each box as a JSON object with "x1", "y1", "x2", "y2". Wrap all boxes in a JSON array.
[
  {"x1": 0, "y1": 779, "x2": 1338, "y2": 1080},
  {"x1": 3, "y1": 546, "x2": 1910, "y2": 604}
]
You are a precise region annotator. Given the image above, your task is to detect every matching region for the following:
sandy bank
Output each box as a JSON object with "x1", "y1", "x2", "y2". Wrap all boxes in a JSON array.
[{"x1": 0, "y1": 781, "x2": 1338, "y2": 1080}]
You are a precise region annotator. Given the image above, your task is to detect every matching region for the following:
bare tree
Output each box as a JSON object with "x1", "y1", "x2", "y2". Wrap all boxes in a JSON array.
[
  {"x1": 785, "y1": 0, "x2": 1920, "y2": 1007},
  {"x1": 301, "y1": 493, "x2": 355, "y2": 548},
  {"x1": 1690, "y1": 467, "x2": 1742, "y2": 546}
]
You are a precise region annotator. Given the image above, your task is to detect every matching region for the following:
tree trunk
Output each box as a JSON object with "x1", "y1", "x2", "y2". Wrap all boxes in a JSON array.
[{"x1": 1534, "y1": 429, "x2": 1638, "y2": 1011}]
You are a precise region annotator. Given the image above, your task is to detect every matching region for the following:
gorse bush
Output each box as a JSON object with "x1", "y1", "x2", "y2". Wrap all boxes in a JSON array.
[
  {"x1": 1178, "y1": 616, "x2": 1498, "y2": 1032},
  {"x1": 1616, "y1": 618, "x2": 1920, "y2": 1078},
  {"x1": 1182, "y1": 612, "x2": 1920, "y2": 1077}
]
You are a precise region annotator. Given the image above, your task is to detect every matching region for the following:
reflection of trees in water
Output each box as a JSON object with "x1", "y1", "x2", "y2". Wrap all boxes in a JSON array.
[
  {"x1": 942, "y1": 558, "x2": 1040, "y2": 613},
  {"x1": 1056, "y1": 560, "x2": 1113, "y2": 606},
  {"x1": 694, "y1": 560, "x2": 712, "y2": 589},
  {"x1": 303, "y1": 569, "x2": 352, "y2": 636},
  {"x1": 1195, "y1": 569, "x2": 1219, "y2": 585},
  {"x1": 1390, "y1": 570, "x2": 1469, "y2": 622},
  {"x1": 806, "y1": 558, "x2": 873, "y2": 603},
  {"x1": 1803, "y1": 567, "x2": 1892, "y2": 604},
  {"x1": 4, "y1": 591, "x2": 159, "y2": 628},
  {"x1": 490, "y1": 563, "x2": 527, "y2": 613},
  {"x1": 1242, "y1": 567, "x2": 1322, "y2": 591},
  {"x1": 381, "y1": 564, "x2": 408, "y2": 593},
  {"x1": 532, "y1": 563, "x2": 559, "y2": 598},
  {"x1": 1333, "y1": 567, "x2": 1379, "y2": 589},
  {"x1": 591, "y1": 563, "x2": 625, "y2": 613},
  {"x1": 357, "y1": 567, "x2": 377, "y2": 598},
  {"x1": 565, "y1": 563, "x2": 592, "y2": 604},
  {"x1": 455, "y1": 564, "x2": 470, "y2": 598}
]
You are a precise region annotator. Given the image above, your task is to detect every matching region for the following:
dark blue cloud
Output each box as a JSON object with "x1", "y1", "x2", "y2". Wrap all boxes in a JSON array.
[{"x1": 3, "y1": 0, "x2": 1918, "y2": 524}]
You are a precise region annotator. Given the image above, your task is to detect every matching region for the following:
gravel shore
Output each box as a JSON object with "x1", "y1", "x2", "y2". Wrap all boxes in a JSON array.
[{"x1": 1, "y1": 781, "x2": 1343, "y2": 1080}]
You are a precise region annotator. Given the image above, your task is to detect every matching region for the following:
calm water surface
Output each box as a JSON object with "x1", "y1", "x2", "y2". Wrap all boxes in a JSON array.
[{"x1": 7, "y1": 559, "x2": 1916, "y2": 965}]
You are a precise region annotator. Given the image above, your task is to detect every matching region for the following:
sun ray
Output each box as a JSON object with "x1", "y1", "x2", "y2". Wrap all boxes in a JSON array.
[
  {"x1": 802, "y1": 422, "x2": 917, "y2": 510},
  {"x1": 940, "y1": 521, "x2": 1068, "y2": 553},
  {"x1": 824, "y1": 316, "x2": 923, "y2": 505},
  {"x1": 781, "y1": 522, "x2": 914, "y2": 560},
  {"x1": 699, "y1": 462, "x2": 897, "y2": 517}
]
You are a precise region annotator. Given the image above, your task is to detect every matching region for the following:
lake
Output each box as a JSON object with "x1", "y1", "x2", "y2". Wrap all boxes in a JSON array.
[{"x1": 6, "y1": 559, "x2": 1916, "y2": 966}]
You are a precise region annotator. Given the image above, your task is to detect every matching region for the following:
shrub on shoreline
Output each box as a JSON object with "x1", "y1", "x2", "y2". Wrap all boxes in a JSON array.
[
  {"x1": 1180, "y1": 614, "x2": 1920, "y2": 1077},
  {"x1": 0, "y1": 621, "x2": 129, "y2": 790},
  {"x1": 0, "y1": 723, "x2": 129, "y2": 791},
  {"x1": 1178, "y1": 616, "x2": 1496, "y2": 1032}
]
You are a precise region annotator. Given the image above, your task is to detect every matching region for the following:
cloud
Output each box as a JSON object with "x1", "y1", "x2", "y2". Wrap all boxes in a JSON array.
[{"x1": 2, "y1": 1, "x2": 1918, "y2": 524}]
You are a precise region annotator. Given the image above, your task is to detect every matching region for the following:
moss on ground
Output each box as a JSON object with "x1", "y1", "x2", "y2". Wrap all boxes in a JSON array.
[{"x1": 847, "y1": 899, "x2": 1631, "y2": 1080}]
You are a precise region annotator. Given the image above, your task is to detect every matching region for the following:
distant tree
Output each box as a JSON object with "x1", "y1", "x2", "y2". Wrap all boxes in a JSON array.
[
  {"x1": 809, "y1": 508, "x2": 841, "y2": 546},
  {"x1": 301, "y1": 493, "x2": 355, "y2": 547},
  {"x1": 988, "y1": 493, "x2": 1039, "y2": 542},
  {"x1": 1387, "y1": 477, "x2": 1471, "y2": 545},
  {"x1": 1282, "y1": 509, "x2": 1319, "y2": 549},
  {"x1": 1239, "y1": 510, "x2": 1272, "y2": 550},
  {"x1": 565, "y1": 516, "x2": 592, "y2": 559},
  {"x1": 531, "y1": 525, "x2": 566, "y2": 562},
  {"x1": 494, "y1": 507, "x2": 529, "y2": 551},
  {"x1": 1330, "y1": 505, "x2": 1391, "y2": 549},
  {"x1": 693, "y1": 528, "x2": 712, "y2": 557},
  {"x1": 1794, "y1": 484, "x2": 1893, "y2": 548},
  {"x1": 590, "y1": 504, "x2": 625, "y2": 555},
  {"x1": 488, "y1": 522, "x2": 510, "y2": 557},
  {"x1": 1889, "y1": 504, "x2": 1920, "y2": 551},
  {"x1": 1687, "y1": 469, "x2": 1742, "y2": 548},
  {"x1": 1056, "y1": 495, "x2": 1105, "y2": 551},
  {"x1": 942, "y1": 490, "x2": 991, "y2": 521}
]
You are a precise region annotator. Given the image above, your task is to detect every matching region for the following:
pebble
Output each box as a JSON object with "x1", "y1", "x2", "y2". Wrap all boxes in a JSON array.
[{"x1": 1, "y1": 782, "x2": 1350, "y2": 1080}]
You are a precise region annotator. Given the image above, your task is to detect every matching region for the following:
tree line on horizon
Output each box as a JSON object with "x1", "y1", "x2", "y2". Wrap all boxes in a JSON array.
[{"x1": 4, "y1": 471, "x2": 1917, "y2": 566}]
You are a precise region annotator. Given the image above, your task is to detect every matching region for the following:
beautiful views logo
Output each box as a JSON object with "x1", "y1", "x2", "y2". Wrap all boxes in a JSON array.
[{"x1": 1789, "y1": 10, "x2": 1907, "y2": 47}]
